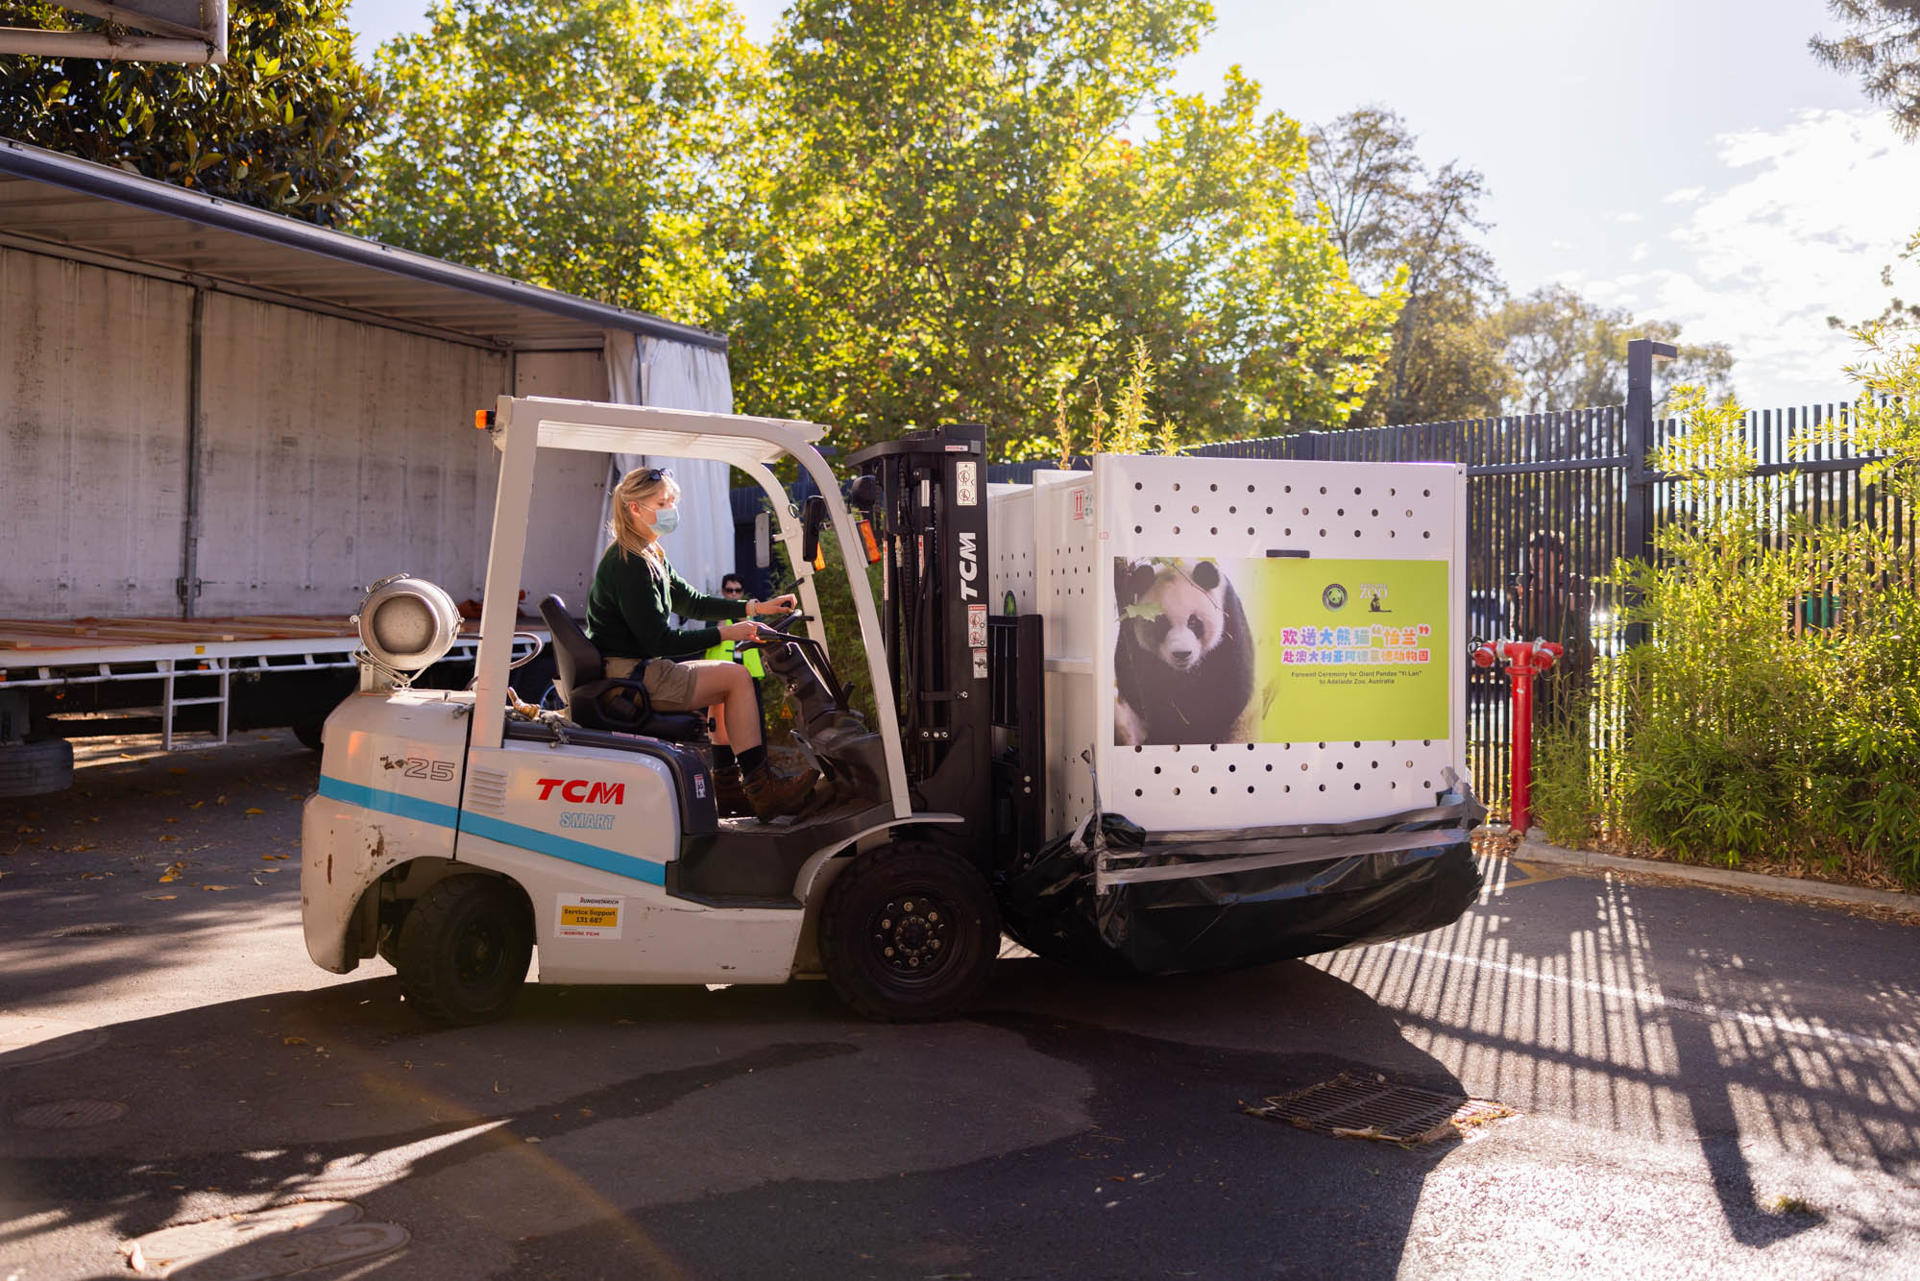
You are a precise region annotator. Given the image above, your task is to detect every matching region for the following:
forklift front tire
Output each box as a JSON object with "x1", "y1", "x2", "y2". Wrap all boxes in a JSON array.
[
  {"x1": 395, "y1": 876, "x2": 532, "y2": 1026},
  {"x1": 820, "y1": 842, "x2": 1000, "y2": 1022}
]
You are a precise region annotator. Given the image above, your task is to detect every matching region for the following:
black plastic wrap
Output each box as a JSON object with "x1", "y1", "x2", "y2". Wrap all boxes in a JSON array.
[{"x1": 998, "y1": 802, "x2": 1485, "y2": 978}]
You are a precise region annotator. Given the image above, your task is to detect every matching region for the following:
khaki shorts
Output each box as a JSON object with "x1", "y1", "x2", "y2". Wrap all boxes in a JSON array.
[{"x1": 605, "y1": 656, "x2": 700, "y2": 712}]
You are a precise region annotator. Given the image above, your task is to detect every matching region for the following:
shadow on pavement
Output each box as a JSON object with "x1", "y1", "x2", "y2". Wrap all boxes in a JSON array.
[{"x1": 2, "y1": 956, "x2": 1467, "y2": 1281}]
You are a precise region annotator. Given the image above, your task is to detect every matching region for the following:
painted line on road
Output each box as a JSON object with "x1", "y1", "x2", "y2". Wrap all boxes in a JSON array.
[{"x1": 1381, "y1": 939, "x2": 1920, "y2": 1061}]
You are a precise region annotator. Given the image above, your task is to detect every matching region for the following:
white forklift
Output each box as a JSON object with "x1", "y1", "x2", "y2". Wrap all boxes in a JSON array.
[{"x1": 302, "y1": 399, "x2": 1484, "y2": 1024}]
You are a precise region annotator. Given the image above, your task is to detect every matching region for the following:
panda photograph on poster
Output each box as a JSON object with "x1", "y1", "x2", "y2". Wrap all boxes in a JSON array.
[{"x1": 1113, "y1": 556, "x2": 1450, "y2": 747}]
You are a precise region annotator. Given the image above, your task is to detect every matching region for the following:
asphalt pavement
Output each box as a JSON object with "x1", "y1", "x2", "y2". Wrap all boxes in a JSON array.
[{"x1": 2, "y1": 733, "x2": 1917, "y2": 1280}]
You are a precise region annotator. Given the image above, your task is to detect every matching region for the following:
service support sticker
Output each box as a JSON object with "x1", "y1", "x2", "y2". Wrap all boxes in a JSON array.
[
  {"x1": 556, "y1": 893, "x2": 623, "y2": 940},
  {"x1": 955, "y1": 460, "x2": 978, "y2": 506},
  {"x1": 973, "y1": 648, "x2": 989, "y2": 679},
  {"x1": 967, "y1": 602, "x2": 988, "y2": 648}
]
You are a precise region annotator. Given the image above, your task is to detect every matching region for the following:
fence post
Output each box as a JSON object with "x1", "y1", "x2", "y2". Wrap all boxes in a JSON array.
[{"x1": 1623, "y1": 338, "x2": 1677, "y2": 646}]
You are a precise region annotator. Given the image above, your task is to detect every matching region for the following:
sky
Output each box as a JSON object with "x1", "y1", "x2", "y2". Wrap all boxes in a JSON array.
[{"x1": 345, "y1": 0, "x2": 1920, "y2": 412}]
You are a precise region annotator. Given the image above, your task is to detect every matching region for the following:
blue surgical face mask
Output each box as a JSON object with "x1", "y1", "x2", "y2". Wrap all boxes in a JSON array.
[{"x1": 650, "y1": 505, "x2": 680, "y2": 536}]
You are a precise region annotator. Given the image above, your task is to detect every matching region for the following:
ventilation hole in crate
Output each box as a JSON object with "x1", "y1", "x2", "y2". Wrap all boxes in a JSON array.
[
  {"x1": 1354, "y1": 782, "x2": 1363, "y2": 790},
  {"x1": 1247, "y1": 743, "x2": 1257, "y2": 751},
  {"x1": 1134, "y1": 481, "x2": 1143, "y2": 490},
  {"x1": 1423, "y1": 531, "x2": 1431, "y2": 539},
  {"x1": 1371, "y1": 509, "x2": 1380, "y2": 517},
  {"x1": 1319, "y1": 528, "x2": 1327, "y2": 537},
  {"x1": 1284, "y1": 527, "x2": 1292, "y2": 536},
  {"x1": 1265, "y1": 763, "x2": 1274, "y2": 772},
  {"x1": 1173, "y1": 786, "x2": 1182, "y2": 796},
  {"x1": 1191, "y1": 504, "x2": 1200, "y2": 514},
  {"x1": 1391, "y1": 781, "x2": 1398, "y2": 789},
  {"x1": 1423, "y1": 489, "x2": 1431, "y2": 497},
  {"x1": 1371, "y1": 760, "x2": 1379, "y2": 769},
  {"x1": 1154, "y1": 504, "x2": 1162, "y2": 512},
  {"x1": 1210, "y1": 786, "x2": 1218, "y2": 794},
  {"x1": 1191, "y1": 764, "x2": 1201, "y2": 774},
  {"x1": 1228, "y1": 763, "x2": 1237, "y2": 772},
  {"x1": 1337, "y1": 507, "x2": 1345, "y2": 516},
  {"x1": 1422, "y1": 739, "x2": 1431, "y2": 746},
  {"x1": 1209, "y1": 744, "x2": 1218, "y2": 752},
  {"x1": 1389, "y1": 530, "x2": 1397, "y2": 539},
  {"x1": 1335, "y1": 761, "x2": 1344, "y2": 770},
  {"x1": 1283, "y1": 784, "x2": 1291, "y2": 793},
  {"x1": 1173, "y1": 525, "x2": 1182, "y2": 534},
  {"x1": 1135, "y1": 788, "x2": 1143, "y2": 797},
  {"x1": 1210, "y1": 483, "x2": 1219, "y2": 491},
  {"x1": 1283, "y1": 484, "x2": 1292, "y2": 493},
  {"x1": 1173, "y1": 482, "x2": 1182, "y2": 492},
  {"x1": 1267, "y1": 506, "x2": 1275, "y2": 515},
  {"x1": 1212, "y1": 527, "x2": 1219, "y2": 535},
  {"x1": 1152, "y1": 765, "x2": 1161, "y2": 774},
  {"x1": 1134, "y1": 525, "x2": 1142, "y2": 533},
  {"x1": 1229, "y1": 505, "x2": 1237, "y2": 514},
  {"x1": 1389, "y1": 487, "x2": 1397, "y2": 495},
  {"x1": 1301, "y1": 506, "x2": 1310, "y2": 515},
  {"x1": 1318, "y1": 784, "x2": 1327, "y2": 791},
  {"x1": 1247, "y1": 526, "x2": 1255, "y2": 534},
  {"x1": 1354, "y1": 530, "x2": 1362, "y2": 538},
  {"x1": 1354, "y1": 486, "x2": 1363, "y2": 495},
  {"x1": 1424, "y1": 780, "x2": 1432, "y2": 789},
  {"x1": 1318, "y1": 486, "x2": 1327, "y2": 494},
  {"x1": 1299, "y1": 763, "x2": 1309, "y2": 772}
]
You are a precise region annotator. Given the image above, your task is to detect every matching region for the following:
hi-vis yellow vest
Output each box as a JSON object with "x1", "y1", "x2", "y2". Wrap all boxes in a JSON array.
[{"x1": 704, "y1": 636, "x2": 766, "y2": 678}]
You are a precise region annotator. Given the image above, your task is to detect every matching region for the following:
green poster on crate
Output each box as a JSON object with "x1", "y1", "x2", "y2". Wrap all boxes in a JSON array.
[{"x1": 1113, "y1": 556, "x2": 1450, "y2": 746}]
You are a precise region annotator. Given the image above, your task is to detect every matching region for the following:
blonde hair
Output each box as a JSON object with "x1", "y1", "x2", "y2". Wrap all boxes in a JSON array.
[{"x1": 609, "y1": 467, "x2": 682, "y2": 566}]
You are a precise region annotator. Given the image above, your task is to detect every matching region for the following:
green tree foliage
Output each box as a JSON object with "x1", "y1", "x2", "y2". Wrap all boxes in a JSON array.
[
  {"x1": 1812, "y1": 0, "x2": 1920, "y2": 137},
  {"x1": 355, "y1": 0, "x2": 760, "y2": 323},
  {"x1": 1492, "y1": 284, "x2": 1734, "y2": 414},
  {"x1": 1299, "y1": 107, "x2": 1510, "y2": 425},
  {"x1": 732, "y1": 1, "x2": 1396, "y2": 455},
  {"x1": 1536, "y1": 372, "x2": 1920, "y2": 886},
  {"x1": 359, "y1": 0, "x2": 1396, "y2": 456},
  {"x1": 0, "y1": 0, "x2": 378, "y2": 224}
]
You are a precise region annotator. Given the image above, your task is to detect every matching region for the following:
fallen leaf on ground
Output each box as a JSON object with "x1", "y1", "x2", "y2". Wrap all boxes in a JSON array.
[
  {"x1": 144, "y1": 894, "x2": 177, "y2": 901},
  {"x1": 167, "y1": 767, "x2": 188, "y2": 776},
  {"x1": 202, "y1": 884, "x2": 229, "y2": 892},
  {"x1": 262, "y1": 853, "x2": 288, "y2": 861},
  {"x1": 243, "y1": 808, "x2": 264, "y2": 817},
  {"x1": 283, "y1": 1036, "x2": 306, "y2": 1046}
]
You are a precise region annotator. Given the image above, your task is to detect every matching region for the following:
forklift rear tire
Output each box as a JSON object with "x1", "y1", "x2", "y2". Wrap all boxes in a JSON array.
[
  {"x1": 395, "y1": 876, "x2": 532, "y2": 1026},
  {"x1": 820, "y1": 842, "x2": 1000, "y2": 1022}
]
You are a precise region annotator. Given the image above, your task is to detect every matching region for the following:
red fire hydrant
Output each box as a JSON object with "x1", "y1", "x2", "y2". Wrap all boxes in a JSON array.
[{"x1": 1472, "y1": 638, "x2": 1564, "y2": 833}]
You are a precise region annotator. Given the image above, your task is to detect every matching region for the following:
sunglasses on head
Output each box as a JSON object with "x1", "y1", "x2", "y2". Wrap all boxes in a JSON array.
[{"x1": 641, "y1": 467, "x2": 673, "y2": 483}]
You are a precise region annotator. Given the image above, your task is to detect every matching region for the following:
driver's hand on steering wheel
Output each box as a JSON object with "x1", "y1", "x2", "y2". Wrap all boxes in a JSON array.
[
  {"x1": 718, "y1": 620, "x2": 761, "y2": 642},
  {"x1": 750, "y1": 594, "x2": 799, "y2": 617}
]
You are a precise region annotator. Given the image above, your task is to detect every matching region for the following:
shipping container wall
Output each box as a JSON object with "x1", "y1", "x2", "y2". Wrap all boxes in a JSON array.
[
  {"x1": 508, "y1": 350, "x2": 612, "y2": 610},
  {"x1": 195, "y1": 294, "x2": 508, "y2": 616},
  {"x1": 0, "y1": 247, "x2": 193, "y2": 616}
]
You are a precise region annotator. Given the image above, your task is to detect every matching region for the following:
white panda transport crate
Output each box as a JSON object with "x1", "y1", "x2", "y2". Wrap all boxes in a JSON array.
[{"x1": 988, "y1": 453, "x2": 1472, "y2": 854}]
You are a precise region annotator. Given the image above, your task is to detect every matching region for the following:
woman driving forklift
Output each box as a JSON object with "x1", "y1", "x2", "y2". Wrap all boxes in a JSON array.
[{"x1": 586, "y1": 466, "x2": 819, "y2": 821}]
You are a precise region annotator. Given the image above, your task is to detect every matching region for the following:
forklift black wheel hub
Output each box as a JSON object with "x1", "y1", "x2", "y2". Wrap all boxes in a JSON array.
[{"x1": 871, "y1": 894, "x2": 952, "y2": 978}]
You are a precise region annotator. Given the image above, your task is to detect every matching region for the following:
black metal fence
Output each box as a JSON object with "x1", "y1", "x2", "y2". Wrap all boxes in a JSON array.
[{"x1": 990, "y1": 340, "x2": 1901, "y2": 811}]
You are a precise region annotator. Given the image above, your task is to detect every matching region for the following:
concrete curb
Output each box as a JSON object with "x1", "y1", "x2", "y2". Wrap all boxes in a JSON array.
[{"x1": 1511, "y1": 831, "x2": 1920, "y2": 917}]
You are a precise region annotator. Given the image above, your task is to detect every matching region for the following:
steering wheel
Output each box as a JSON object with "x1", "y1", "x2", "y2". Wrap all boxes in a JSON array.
[{"x1": 739, "y1": 612, "x2": 811, "y2": 647}]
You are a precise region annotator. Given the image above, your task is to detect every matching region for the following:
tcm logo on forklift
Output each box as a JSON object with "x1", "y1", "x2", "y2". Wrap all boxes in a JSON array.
[{"x1": 534, "y1": 778, "x2": 626, "y2": 805}]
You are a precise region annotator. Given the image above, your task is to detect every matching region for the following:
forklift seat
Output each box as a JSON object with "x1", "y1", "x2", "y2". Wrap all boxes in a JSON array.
[{"x1": 536, "y1": 595, "x2": 706, "y2": 742}]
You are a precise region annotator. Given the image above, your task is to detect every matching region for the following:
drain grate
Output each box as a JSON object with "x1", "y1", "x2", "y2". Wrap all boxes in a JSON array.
[
  {"x1": 1245, "y1": 1073, "x2": 1512, "y2": 1146},
  {"x1": 15, "y1": 1098, "x2": 129, "y2": 1129}
]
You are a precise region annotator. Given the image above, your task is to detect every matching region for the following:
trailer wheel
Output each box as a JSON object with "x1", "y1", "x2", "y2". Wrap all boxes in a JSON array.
[
  {"x1": 820, "y1": 842, "x2": 1000, "y2": 1022},
  {"x1": 395, "y1": 876, "x2": 532, "y2": 1026},
  {"x1": 0, "y1": 739, "x2": 74, "y2": 798}
]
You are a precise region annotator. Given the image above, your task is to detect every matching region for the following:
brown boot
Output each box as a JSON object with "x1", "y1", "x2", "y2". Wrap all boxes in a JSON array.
[
  {"x1": 711, "y1": 765, "x2": 753, "y2": 819},
  {"x1": 742, "y1": 760, "x2": 821, "y2": 822}
]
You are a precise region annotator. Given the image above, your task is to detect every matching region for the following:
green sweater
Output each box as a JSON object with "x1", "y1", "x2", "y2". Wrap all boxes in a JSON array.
[{"x1": 585, "y1": 545, "x2": 747, "y2": 662}]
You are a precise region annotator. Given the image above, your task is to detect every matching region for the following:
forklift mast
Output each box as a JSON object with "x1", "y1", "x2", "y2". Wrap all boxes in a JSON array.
[{"x1": 847, "y1": 425, "x2": 995, "y2": 855}]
